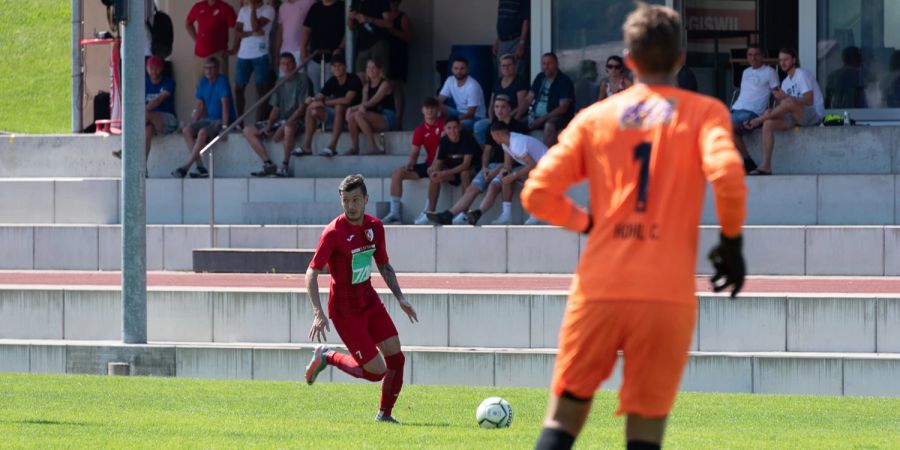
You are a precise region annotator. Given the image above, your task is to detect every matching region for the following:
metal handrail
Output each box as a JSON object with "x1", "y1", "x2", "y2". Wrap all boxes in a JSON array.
[{"x1": 199, "y1": 51, "x2": 325, "y2": 247}]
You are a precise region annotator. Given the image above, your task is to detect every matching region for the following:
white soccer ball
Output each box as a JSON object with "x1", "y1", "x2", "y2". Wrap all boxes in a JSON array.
[{"x1": 476, "y1": 397, "x2": 513, "y2": 429}]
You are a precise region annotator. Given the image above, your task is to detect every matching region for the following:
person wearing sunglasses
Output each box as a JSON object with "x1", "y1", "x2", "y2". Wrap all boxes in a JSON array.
[{"x1": 597, "y1": 55, "x2": 632, "y2": 101}]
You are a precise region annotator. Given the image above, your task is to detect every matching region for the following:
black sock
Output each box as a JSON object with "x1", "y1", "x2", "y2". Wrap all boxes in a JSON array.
[
  {"x1": 627, "y1": 440, "x2": 660, "y2": 450},
  {"x1": 535, "y1": 427, "x2": 575, "y2": 450}
]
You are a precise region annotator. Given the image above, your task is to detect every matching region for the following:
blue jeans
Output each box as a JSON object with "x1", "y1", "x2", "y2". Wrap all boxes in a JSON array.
[
  {"x1": 473, "y1": 118, "x2": 492, "y2": 145},
  {"x1": 730, "y1": 109, "x2": 758, "y2": 135},
  {"x1": 235, "y1": 55, "x2": 271, "y2": 87},
  {"x1": 446, "y1": 106, "x2": 483, "y2": 131}
]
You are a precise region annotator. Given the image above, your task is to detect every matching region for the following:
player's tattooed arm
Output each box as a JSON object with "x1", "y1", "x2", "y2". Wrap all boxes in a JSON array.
[{"x1": 378, "y1": 263, "x2": 418, "y2": 323}]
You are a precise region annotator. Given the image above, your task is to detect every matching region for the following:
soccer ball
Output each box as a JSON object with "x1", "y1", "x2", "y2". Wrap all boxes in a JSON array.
[{"x1": 476, "y1": 397, "x2": 513, "y2": 429}]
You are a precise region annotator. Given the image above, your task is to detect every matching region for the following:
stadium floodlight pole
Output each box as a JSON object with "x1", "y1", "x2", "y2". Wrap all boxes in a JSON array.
[
  {"x1": 121, "y1": 0, "x2": 147, "y2": 344},
  {"x1": 198, "y1": 51, "x2": 323, "y2": 247}
]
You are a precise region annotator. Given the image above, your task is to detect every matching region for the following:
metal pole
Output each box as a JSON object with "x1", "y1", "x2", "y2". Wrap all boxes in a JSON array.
[
  {"x1": 209, "y1": 150, "x2": 216, "y2": 247},
  {"x1": 121, "y1": 0, "x2": 147, "y2": 344},
  {"x1": 72, "y1": 0, "x2": 83, "y2": 133}
]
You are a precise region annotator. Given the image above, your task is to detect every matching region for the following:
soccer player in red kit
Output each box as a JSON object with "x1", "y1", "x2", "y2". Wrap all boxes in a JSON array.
[{"x1": 304, "y1": 174, "x2": 419, "y2": 424}]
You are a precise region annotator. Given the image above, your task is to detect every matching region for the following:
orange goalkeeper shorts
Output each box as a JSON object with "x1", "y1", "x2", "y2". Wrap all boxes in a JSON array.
[{"x1": 550, "y1": 300, "x2": 697, "y2": 417}]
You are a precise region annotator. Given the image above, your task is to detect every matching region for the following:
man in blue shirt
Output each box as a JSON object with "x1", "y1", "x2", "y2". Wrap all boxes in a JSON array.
[
  {"x1": 174, "y1": 56, "x2": 236, "y2": 178},
  {"x1": 526, "y1": 52, "x2": 574, "y2": 147},
  {"x1": 112, "y1": 55, "x2": 177, "y2": 166}
]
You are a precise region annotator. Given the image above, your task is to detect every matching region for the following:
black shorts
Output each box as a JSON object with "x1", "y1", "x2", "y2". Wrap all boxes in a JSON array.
[{"x1": 413, "y1": 162, "x2": 429, "y2": 178}]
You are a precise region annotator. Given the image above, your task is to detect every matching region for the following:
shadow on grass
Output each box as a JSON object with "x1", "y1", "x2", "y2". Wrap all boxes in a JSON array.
[
  {"x1": 7, "y1": 419, "x2": 92, "y2": 427},
  {"x1": 399, "y1": 422, "x2": 453, "y2": 428}
]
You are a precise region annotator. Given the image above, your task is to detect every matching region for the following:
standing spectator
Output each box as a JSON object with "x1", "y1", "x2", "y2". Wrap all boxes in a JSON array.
[
  {"x1": 825, "y1": 46, "x2": 868, "y2": 109},
  {"x1": 382, "y1": 97, "x2": 444, "y2": 225},
  {"x1": 348, "y1": 0, "x2": 392, "y2": 78},
  {"x1": 233, "y1": 0, "x2": 276, "y2": 123},
  {"x1": 173, "y1": 56, "x2": 236, "y2": 179},
  {"x1": 494, "y1": 0, "x2": 530, "y2": 79},
  {"x1": 421, "y1": 117, "x2": 480, "y2": 224},
  {"x1": 437, "y1": 57, "x2": 487, "y2": 130},
  {"x1": 186, "y1": 0, "x2": 237, "y2": 82},
  {"x1": 428, "y1": 95, "x2": 528, "y2": 225},
  {"x1": 473, "y1": 54, "x2": 529, "y2": 145},
  {"x1": 744, "y1": 48, "x2": 824, "y2": 175},
  {"x1": 386, "y1": 0, "x2": 412, "y2": 130},
  {"x1": 243, "y1": 53, "x2": 310, "y2": 178},
  {"x1": 597, "y1": 55, "x2": 632, "y2": 101},
  {"x1": 526, "y1": 52, "x2": 574, "y2": 147},
  {"x1": 345, "y1": 59, "x2": 395, "y2": 155},
  {"x1": 112, "y1": 55, "x2": 177, "y2": 164},
  {"x1": 303, "y1": 0, "x2": 347, "y2": 93},
  {"x1": 298, "y1": 55, "x2": 363, "y2": 157},
  {"x1": 730, "y1": 45, "x2": 779, "y2": 173},
  {"x1": 275, "y1": 0, "x2": 317, "y2": 72}
]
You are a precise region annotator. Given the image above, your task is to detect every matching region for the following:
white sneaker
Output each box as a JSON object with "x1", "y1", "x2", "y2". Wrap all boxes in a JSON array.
[
  {"x1": 451, "y1": 212, "x2": 468, "y2": 225},
  {"x1": 524, "y1": 215, "x2": 542, "y2": 225},
  {"x1": 381, "y1": 212, "x2": 402, "y2": 225},
  {"x1": 491, "y1": 214, "x2": 512, "y2": 225},
  {"x1": 414, "y1": 211, "x2": 431, "y2": 225}
]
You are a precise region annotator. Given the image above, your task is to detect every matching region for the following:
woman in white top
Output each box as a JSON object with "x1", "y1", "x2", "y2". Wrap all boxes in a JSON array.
[{"x1": 597, "y1": 55, "x2": 633, "y2": 101}]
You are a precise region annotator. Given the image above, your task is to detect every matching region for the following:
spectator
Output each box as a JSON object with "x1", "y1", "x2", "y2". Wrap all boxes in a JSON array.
[
  {"x1": 346, "y1": 59, "x2": 395, "y2": 155},
  {"x1": 386, "y1": 0, "x2": 412, "y2": 130},
  {"x1": 744, "y1": 48, "x2": 824, "y2": 175},
  {"x1": 676, "y1": 64, "x2": 698, "y2": 92},
  {"x1": 420, "y1": 117, "x2": 480, "y2": 224},
  {"x1": 597, "y1": 55, "x2": 632, "y2": 101},
  {"x1": 186, "y1": 0, "x2": 237, "y2": 82},
  {"x1": 243, "y1": 53, "x2": 310, "y2": 178},
  {"x1": 382, "y1": 97, "x2": 445, "y2": 224},
  {"x1": 825, "y1": 46, "x2": 868, "y2": 109},
  {"x1": 437, "y1": 57, "x2": 487, "y2": 130},
  {"x1": 112, "y1": 55, "x2": 177, "y2": 164},
  {"x1": 730, "y1": 44, "x2": 779, "y2": 173},
  {"x1": 574, "y1": 59, "x2": 599, "y2": 112},
  {"x1": 526, "y1": 52, "x2": 574, "y2": 147},
  {"x1": 275, "y1": 0, "x2": 317, "y2": 73},
  {"x1": 173, "y1": 56, "x2": 236, "y2": 179},
  {"x1": 233, "y1": 0, "x2": 276, "y2": 123},
  {"x1": 428, "y1": 95, "x2": 527, "y2": 225},
  {"x1": 298, "y1": 54, "x2": 363, "y2": 157},
  {"x1": 348, "y1": 0, "x2": 392, "y2": 78},
  {"x1": 473, "y1": 54, "x2": 529, "y2": 145},
  {"x1": 494, "y1": 0, "x2": 530, "y2": 79},
  {"x1": 302, "y1": 0, "x2": 346, "y2": 93}
]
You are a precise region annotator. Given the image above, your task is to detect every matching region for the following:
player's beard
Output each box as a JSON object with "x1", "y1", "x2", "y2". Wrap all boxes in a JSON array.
[{"x1": 344, "y1": 209, "x2": 363, "y2": 223}]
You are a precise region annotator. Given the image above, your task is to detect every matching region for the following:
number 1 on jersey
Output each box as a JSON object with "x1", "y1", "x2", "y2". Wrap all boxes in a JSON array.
[{"x1": 633, "y1": 142, "x2": 652, "y2": 212}]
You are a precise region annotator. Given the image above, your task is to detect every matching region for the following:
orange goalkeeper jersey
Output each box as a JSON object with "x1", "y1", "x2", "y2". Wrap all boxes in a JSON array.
[{"x1": 521, "y1": 84, "x2": 746, "y2": 305}]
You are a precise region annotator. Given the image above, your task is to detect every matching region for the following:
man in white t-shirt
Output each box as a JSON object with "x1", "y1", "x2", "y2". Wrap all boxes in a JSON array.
[
  {"x1": 730, "y1": 45, "x2": 780, "y2": 172},
  {"x1": 465, "y1": 121, "x2": 547, "y2": 225},
  {"x1": 233, "y1": 0, "x2": 276, "y2": 123},
  {"x1": 437, "y1": 57, "x2": 487, "y2": 131},
  {"x1": 745, "y1": 48, "x2": 824, "y2": 175}
]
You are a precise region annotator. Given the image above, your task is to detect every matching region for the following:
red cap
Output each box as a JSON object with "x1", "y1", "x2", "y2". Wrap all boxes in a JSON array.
[{"x1": 147, "y1": 55, "x2": 164, "y2": 68}]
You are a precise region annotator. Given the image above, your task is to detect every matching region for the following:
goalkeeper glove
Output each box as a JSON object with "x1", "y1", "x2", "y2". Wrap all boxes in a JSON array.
[{"x1": 708, "y1": 234, "x2": 745, "y2": 298}]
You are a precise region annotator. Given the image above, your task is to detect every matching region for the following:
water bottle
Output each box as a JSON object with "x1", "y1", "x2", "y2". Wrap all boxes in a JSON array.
[{"x1": 843, "y1": 111, "x2": 850, "y2": 126}]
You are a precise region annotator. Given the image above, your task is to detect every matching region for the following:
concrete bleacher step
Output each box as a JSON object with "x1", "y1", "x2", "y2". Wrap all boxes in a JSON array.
[
  {"x1": 2, "y1": 287, "x2": 897, "y2": 354},
  {"x1": 1, "y1": 339, "x2": 897, "y2": 397},
  {"x1": 192, "y1": 248, "x2": 314, "y2": 274},
  {"x1": 0, "y1": 223, "x2": 898, "y2": 276}
]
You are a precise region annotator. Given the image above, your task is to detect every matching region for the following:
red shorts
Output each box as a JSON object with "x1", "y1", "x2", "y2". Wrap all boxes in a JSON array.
[
  {"x1": 331, "y1": 303, "x2": 399, "y2": 365},
  {"x1": 551, "y1": 300, "x2": 696, "y2": 417}
]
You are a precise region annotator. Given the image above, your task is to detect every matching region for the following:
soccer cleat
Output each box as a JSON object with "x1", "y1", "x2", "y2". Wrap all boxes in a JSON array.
[
  {"x1": 375, "y1": 411, "x2": 401, "y2": 424},
  {"x1": 491, "y1": 213, "x2": 511, "y2": 225},
  {"x1": 426, "y1": 210, "x2": 453, "y2": 225},
  {"x1": 305, "y1": 344, "x2": 330, "y2": 385},
  {"x1": 524, "y1": 215, "x2": 542, "y2": 225},
  {"x1": 413, "y1": 211, "x2": 431, "y2": 225},
  {"x1": 451, "y1": 212, "x2": 468, "y2": 225},
  {"x1": 381, "y1": 212, "x2": 402, "y2": 225},
  {"x1": 465, "y1": 209, "x2": 482, "y2": 226},
  {"x1": 251, "y1": 163, "x2": 277, "y2": 177}
]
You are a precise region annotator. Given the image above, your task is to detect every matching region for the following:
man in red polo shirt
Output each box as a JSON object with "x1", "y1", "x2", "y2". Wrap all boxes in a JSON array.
[{"x1": 186, "y1": 0, "x2": 237, "y2": 83}]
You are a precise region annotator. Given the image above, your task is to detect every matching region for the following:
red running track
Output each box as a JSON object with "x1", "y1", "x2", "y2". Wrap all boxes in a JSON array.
[{"x1": 0, "y1": 272, "x2": 899, "y2": 294}]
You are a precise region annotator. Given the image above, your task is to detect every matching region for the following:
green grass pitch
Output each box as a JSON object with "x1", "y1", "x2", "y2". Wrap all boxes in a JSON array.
[{"x1": 1, "y1": 373, "x2": 899, "y2": 448}]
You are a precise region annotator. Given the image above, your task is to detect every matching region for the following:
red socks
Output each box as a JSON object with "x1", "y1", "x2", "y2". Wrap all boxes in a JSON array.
[
  {"x1": 379, "y1": 353, "x2": 406, "y2": 416},
  {"x1": 327, "y1": 351, "x2": 384, "y2": 382}
]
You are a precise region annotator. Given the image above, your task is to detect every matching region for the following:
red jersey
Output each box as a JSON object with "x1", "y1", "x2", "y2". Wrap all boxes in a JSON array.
[
  {"x1": 411, "y1": 118, "x2": 445, "y2": 165},
  {"x1": 310, "y1": 214, "x2": 389, "y2": 317},
  {"x1": 186, "y1": 0, "x2": 237, "y2": 57}
]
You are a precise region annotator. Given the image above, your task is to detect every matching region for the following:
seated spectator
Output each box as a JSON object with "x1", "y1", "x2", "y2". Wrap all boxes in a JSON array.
[
  {"x1": 464, "y1": 120, "x2": 546, "y2": 225},
  {"x1": 345, "y1": 59, "x2": 395, "y2": 155},
  {"x1": 744, "y1": 48, "x2": 824, "y2": 175},
  {"x1": 386, "y1": 0, "x2": 412, "y2": 130},
  {"x1": 173, "y1": 56, "x2": 236, "y2": 179},
  {"x1": 301, "y1": 0, "x2": 345, "y2": 93},
  {"x1": 186, "y1": 0, "x2": 236, "y2": 82},
  {"x1": 437, "y1": 56, "x2": 487, "y2": 130},
  {"x1": 382, "y1": 97, "x2": 445, "y2": 224},
  {"x1": 243, "y1": 53, "x2": 310, "y2": 177},
  {"x1": 825, "y1": 46, "x2": 868, "y2": 109},
  {"x1": 473, "y1": 54, "x2": 529, "y2": 145},
  {"x1": 113, "y1": 55, "x2": 177, "y2": 165},
  {"x1": 232, "y1": 0, "x2": 275, "y2": 123},
  {"x1": 297, "y1": 54, "x2": 362, "y2": 157},
  {"x1": 526, "y1": 52, "x2": 574, "y2": 147},
  {"x1": 597, "y1": 55, "x2": 632, "y2": 101},
  {"x1": 574, "y1": 59, "x2": 599, "y2": 112},
  {"x1": 428, "y1": 95, "x2": 527, "y2": 225},
  {"x1": 730, "y1": 44, "x2": 779, "y2": 172},
  {"x1": 420, "y1": 117, "x2": 480, "y2": 224},
  {"x1": 348, "y1": 0, "x2": 391, "y2": 80}
]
